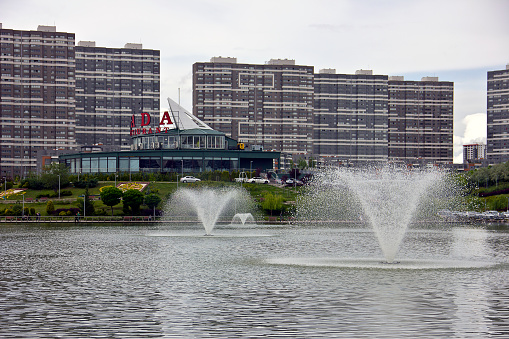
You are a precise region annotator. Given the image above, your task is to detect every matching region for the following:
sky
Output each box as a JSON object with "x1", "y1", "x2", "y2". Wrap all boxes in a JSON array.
[{"x1": 1, "y1": 0, "x2": 508, "y2": 163}]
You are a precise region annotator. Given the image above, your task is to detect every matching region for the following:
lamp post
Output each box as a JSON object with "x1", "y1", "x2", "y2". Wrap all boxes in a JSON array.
[
  {"x1": 250, "y1": 161, "x2": 253, "y2": 178},
  {"x1": 115, "y1": 173, "x2": 118, "y2": 187},
  {"x1": 57, "y1": 174, "x2": 60, "y2": 200},
  {"x1": 294, "y1": 164, "x2": 296, "y2": 190},
  {"x1": 3, "y1": 176, "x2": 5, "y2": 194}
]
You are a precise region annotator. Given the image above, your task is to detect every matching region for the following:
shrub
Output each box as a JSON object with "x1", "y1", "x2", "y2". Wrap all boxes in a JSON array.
[
  {"x1": 30, "y1": 207, "x2": 35, "y2": 215},
  {"x1": 60, "y1": 190, "x2": 72, "y2": 196},
  {"x1": 73, "y1": 178, "x2": 98, "y2": 188},
  {"x1": 46, "y1": 200, "x2": 55, "y2": 215},
  {"x1": 52, "y1": 207, "x2": 80, "y2": 216}
]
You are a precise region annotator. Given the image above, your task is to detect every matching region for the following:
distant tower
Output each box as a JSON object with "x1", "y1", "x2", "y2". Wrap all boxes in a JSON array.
[
  {"x1": 193, "y1": 57, "x2": 314, "y2": 155},
  {"x1": 463, "y1": 143, "x2": 486, "y2": 163},
  {"x1": 0, "y1": 24, "x2": 76, "y2": 179},
  {"x1": 388, "y1": 76, "x2": 454, "y2": 165},
  {"x1": 487, "y1": 64, "x2": 509, "y2": 164},
  {"x1": 313, "y1": 69, "x2": 389, "y2": 164},
  {"x1": 75, "y1": 42, "x2": 160, "y2": 151}
]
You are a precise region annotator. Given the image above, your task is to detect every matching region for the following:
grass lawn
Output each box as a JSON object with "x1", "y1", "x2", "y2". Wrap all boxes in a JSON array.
[{"x1": 1, "y1": 180, "x2": 302, "y2": 217}]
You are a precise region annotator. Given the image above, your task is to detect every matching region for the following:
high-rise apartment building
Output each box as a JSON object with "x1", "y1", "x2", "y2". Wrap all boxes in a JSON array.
[
  {"x1": 193, "y1": 58, "x2": 454, "y2": 166},
  {"x1": 463, "y1": 143, "x2": 486, "y2": 163},
  {"x1": 388, "y1": 76, "x2": 454, "y2": 164},
  {"x1": 313, "y1": 69, "x2": 389, "y2": 164},
  {"x1": 0, "y1": 24, "x2": 76, "y2": 179},
  {"x1": 487, "y1": 64, "x2": 509, "y2": 164},
  {"x1": 75, "y1": 41, "x2": 160, "y2": 151},
  {"x1": 193, "y1": 57, "x2": 314, "y2": 154}
]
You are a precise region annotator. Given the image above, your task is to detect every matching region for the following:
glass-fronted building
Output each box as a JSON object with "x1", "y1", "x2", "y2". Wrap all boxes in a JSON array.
[{"x1": 59, "y1": 98, "x2": 280, "y2": 174}]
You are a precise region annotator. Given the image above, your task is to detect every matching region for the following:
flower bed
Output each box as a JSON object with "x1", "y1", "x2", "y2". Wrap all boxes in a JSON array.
[
  {"x1": 0, "y1": 189, "x2": 26, "y2": 199},
  {"x1": 99, "y1": 182, "x2": 148, "y2": 193}
]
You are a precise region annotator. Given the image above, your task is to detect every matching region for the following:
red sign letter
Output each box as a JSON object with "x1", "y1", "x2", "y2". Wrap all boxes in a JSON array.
[
  {"x1": 141, "y1": 113, "x2": 151, "y2": 127},
  {"x1": 131, "y1": 115, "x2": 136, "y2": 128},
  {"x1": 160, "y1": 111, "x2": 173, "y2": 125}
]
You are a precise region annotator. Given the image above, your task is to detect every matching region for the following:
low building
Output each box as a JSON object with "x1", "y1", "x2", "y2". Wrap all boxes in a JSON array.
[{"x1": 59, "y1": 99, "x2": 280, "y2": 174}]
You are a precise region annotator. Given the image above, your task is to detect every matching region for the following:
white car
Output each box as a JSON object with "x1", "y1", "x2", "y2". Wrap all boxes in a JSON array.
[
  {"x1": 180, "y1": 176, "x2": 201, "y2": 183},
  {"x1": 482, "y1": 210, "x2": 501, "y2": 219},
  {"x1": 247, "y1": 177, "x2": 269, "y2": 184}
]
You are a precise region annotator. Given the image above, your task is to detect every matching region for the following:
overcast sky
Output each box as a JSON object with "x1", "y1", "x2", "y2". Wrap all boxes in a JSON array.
[{"x1": 2, "y1": 0, "x2": 508, "y2": 163}]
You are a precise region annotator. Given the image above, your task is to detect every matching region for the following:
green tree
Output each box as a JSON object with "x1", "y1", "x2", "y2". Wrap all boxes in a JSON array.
[
  {"x1": 123, "y1": 189, "x2": 144, "y2": 215},
  {"x1": 262, "y1": 193, "x2": 284, "y2": 216},
  {"x1": 46, "y1": 200, "x2": 55, "y2": 215},
  {"x1": 76, "y1": 186, "x2": 95, "y2": 216},
  {"x1": 308, "y1": 157, "x2": 316, "y2": 168},
  {"x1": 297, "y1": 158, "x2": 308, "y2": 170},
  {"x1": 41, "y1": 163, "x2": 70, "y2": 192},
  {"x1": 100, "y1": 186, "x2": 123, "y2": 216},
  {"x1": 144, "y1": 194, "x2": 161, "y2": 210}
]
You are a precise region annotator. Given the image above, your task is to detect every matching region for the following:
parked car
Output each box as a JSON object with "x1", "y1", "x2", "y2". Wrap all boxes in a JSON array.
[
  {"x1": 285, "y1": 179, "x2": 303, "y2": 186},
  {"x1": 482, "y1": 210, "x2": 501, "y2": 219},
  {"x1": 180, "y1": 176, "x2": 201, "y2": 183},
  {"x1": 247, "y1": 177, "x2": 269, "y2": 184}
]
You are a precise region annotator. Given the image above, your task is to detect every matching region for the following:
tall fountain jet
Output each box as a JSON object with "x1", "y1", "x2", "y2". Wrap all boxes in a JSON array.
[
  {"x1": 176, "y1": 188, "x2": 238, "y2": 235},
  {"x1": 167, "y1": 187, "x2": 257, "y2": 236},
  {"x1": 302, "y1": 166, "x2": 444, "y2": 263}
]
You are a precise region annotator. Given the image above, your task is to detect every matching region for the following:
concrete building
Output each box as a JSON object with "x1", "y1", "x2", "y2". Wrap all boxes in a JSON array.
[
  {"x1": 463, "y1": 143, "x2": 486, "y2": 163},
  {"x1": 313, "y1": 69, "x2": 389, "y2": 165},
  {"x1": 193, "y1": 57, "x2": 314, "y2": 156},
  {"x1": 487, "y1": 64, "x2": 509, "y2": 164},
  {"x1": 388, "y1": 76, "x2": 454, "y2": 165},
  {"x1": 463, "y1": 143, "x2": 486, "y2": 170},
  {"x1": 0, "y1": 24, "x2": 76, "y2": 180},
  {"x1": 75, "y1": 41, "x2": 160, "y2": 151}
]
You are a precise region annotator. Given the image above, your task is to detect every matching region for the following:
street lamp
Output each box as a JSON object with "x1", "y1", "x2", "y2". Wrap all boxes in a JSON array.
[
  {"x1": 115, "y1": 173, "x2": 118, "y2": 187},
  {"x1": 3, "y1": 176, "x2": 6, "y2": 194},
  {"x1": 57, "y1": 174, "x2": 60, "y2": 199},
  {"x1": 250, "y1": 161, "x2": 253, "y2": 178}
]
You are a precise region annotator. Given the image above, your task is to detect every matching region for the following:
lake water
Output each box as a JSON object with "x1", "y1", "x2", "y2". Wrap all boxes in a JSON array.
[{"x1": 1, "y1": 223, "x2": 509, "y2": 338}]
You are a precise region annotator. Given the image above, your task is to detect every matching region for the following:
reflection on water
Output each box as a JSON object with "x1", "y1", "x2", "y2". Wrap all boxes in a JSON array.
[{"x1": 0, "y1": 224, "x2": 508, "y2": 338}]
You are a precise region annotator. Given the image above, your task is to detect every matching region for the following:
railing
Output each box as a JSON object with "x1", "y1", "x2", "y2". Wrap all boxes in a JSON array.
[{"x1": 0, "y1": 215, "x2": 292, "y2": 224}]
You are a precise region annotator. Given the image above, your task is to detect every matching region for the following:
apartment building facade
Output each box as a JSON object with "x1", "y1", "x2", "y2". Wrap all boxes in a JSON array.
[
  {"x1": 313, "y1": 69, "x2": 389, "y2": 164},
  {"x1": 193, "y1": 57, "x2": 314, "y2": 155},
  {"x1": 487, "y1": 65, "x2": 509, "y2": 164},
  {"x1": 0, "y1": 24, "x2": 76, "y2": 179},
  {"x1": 388, "y1": 76, "x2": 454, "y2": 164},
  {"x1": 75, "y1": 41, "x2": 160, "y2": 151},
  {"x1": 463, "y1": 143, "x2": 486, "y2": 163}
]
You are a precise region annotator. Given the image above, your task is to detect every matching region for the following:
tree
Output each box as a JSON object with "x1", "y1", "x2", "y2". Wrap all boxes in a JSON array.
[
  {"x1": 100, "y1": 186, "x2": 123, "y2": 216},
  {"x1": 308, "y1": 157, "x2": 316, "y2": 168},
  {"x1": 123, "y1": 189, "x2": 144, "y2": 215},
  {"x1": 76, "y1": 186, "x2": 95, "y2": 216},
  {"x1": 144, "y1": 194, "x2": 161, "y2": 210},
  {"x1": 297, "y1": 158, "x2": 307, "y2": 170},
  {"x1": 40, "y1": 163, "x2": 70, "y2": 192},
  {"x1": 262, "y1": 193, "x2": 284, "y2": 216},
  {"x1": 46, "y1": 200, "x2": 55, "y2": 215}
]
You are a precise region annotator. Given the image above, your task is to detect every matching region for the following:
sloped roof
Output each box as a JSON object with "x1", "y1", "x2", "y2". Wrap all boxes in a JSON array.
[{"x1": 166, "y1": 97, "x2": 213, "y2": 131}]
